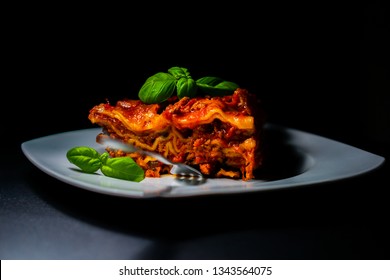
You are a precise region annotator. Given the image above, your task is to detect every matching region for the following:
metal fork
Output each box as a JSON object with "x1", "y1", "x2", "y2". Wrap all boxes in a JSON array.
[{"x1": 99, "y1": 138, "x2": 203, "y2": 178}]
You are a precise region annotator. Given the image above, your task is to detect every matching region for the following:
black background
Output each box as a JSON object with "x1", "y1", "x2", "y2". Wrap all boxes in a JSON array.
[
  {"x1": 1, "y1": 1, "x2": 389, "y2": 259},
  {"x1": 7, "y1": 2, "x2": 388, "y2": 154}
]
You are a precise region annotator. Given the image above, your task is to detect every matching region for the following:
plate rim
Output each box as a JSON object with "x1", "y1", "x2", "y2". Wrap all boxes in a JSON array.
[{"x1": 21, "y1": 124, "x2": 385, "y2": 198}]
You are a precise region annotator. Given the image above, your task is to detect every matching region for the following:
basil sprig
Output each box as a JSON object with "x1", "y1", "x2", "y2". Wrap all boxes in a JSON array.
[
  {"x1": 138, "y1": 66, "x2": 239, "y2": 104},
  {"x1": 138, "y1": 72, "x2": 176, "y2": 104},
  {"x1": 196, "y1": 76, "x2": 239, "y2": 96},
  {"x1": 66, "y1": 146, "x2": 145, "y2": 182}
]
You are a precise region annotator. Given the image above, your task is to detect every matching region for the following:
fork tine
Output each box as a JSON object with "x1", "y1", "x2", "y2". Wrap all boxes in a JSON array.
[
  {"x1": 100, "y1": 138, "x2": 203, "y2": 177},
  {"x1": 170, "y1": 164, "x2": 203, "y2": 177}
]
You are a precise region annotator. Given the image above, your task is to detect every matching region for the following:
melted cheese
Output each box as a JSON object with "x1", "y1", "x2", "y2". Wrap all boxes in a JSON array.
[{"x1": 171, "y1": 107, "x2": 254, "y2": 130}]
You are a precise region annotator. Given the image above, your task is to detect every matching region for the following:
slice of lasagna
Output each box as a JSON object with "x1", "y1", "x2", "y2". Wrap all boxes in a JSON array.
[{"x1": 88, "y1": 88, "x2": 265, "y2": 180}]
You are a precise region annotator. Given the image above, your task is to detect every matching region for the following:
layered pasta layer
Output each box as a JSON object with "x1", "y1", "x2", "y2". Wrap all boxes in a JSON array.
[{"x1": 88, "y1": 88, "x2": 265, "y2": 180}]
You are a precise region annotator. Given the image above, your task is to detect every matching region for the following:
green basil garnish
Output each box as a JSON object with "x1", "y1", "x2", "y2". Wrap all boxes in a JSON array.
[
  {"x1": 100, "y1": 153, "x2": 145, "y2": 182},
  {"x1": 196, "y1": 76, "x2": 239, "y2": 96},
  {"x1": 138, "y1": 66, "x2": 239, "y2": 103},
  {"x1": 66, "y1": 146, "x2": 145, "y2": 182},
  {"x1": 66, "y1": 146, "x2": 102, "y2": 173},
  {"x1": 168, "y1": 66, "x2": 191, "y2": 79},
  {"x1": 138, "y1": 72, "x2": 176, "y2": 104},
  {"x1": 176, "y1": 77, "x2": 197, "y2": 99}
]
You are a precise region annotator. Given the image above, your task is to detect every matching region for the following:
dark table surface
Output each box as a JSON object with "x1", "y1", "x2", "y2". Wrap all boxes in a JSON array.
[
  {"x1": 2, "y1": 1, "x2": 389, "y2": 260},
  {"x1": 1, "y1": 133, "x2": 389, "y2": 259}
]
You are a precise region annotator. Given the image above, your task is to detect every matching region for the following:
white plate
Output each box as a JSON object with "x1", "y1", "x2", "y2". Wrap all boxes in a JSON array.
[{"x1": 21, "y1": 124, "x2": 385, "y2": 198}]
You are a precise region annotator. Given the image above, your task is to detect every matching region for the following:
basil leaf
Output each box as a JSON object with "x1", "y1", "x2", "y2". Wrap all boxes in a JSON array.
[
  {"x1": 137, "y1": 67, "x2": 240, "y2": 103},
  {"x1": 168, "y1": 66, "x2": 191, "y2": 79},
  {"x1": 176, "y1": 77, "x2": 197, "y2": 99},
  {"x1": 100, "y1": 153, "x2": 145, "y2": 182},
  {"x1": 196, "y1": 76, "x2": 239, "y2": 96},
  {"x1": 138, "y1": 72, "x2": 176, "y2": 104},
  {"x1": 196, "y1": 76, "x2": 224, "y2": 86},
  {"x1": 66, "y1": 146, "x2": 101, "y2": 173},
  {"x1": 215, "y1": 80, "x2": 239, "y2": 90}
]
